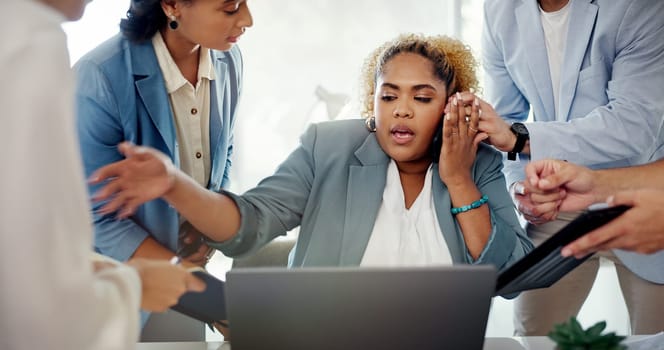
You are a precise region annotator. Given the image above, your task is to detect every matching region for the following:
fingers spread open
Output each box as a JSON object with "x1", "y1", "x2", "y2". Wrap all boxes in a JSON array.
[
  {"x1": 89, "y1": 160, "x2": 127, "y2": 185},
  {"x1": 117, "y1": 198, "x2": 142, "y2": 219},
  {"x1": 92, "y1": 178, "x2": 122, "y2": 202},
  {"x1": 98, "y1": 189, "x2": 132, "y2": 216}
]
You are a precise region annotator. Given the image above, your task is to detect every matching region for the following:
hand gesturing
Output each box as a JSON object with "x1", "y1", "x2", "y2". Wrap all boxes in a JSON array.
[{"x1": 90, "y1": 142, "x2": 177, "y2": 219}]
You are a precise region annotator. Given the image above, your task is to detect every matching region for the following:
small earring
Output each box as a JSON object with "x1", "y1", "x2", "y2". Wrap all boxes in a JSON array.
[
  {"x1": 169, "y1": 15, "x2": 178, "y2": 30},
  {"x1": 365, "y1": 116, "x2": 376, "y2": 132}
]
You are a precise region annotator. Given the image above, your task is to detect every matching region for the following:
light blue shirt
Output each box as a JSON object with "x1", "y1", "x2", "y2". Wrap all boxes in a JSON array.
[
  {"x1": 482, "y1": 0, "x2": 664, "y2": 283},
  {"x1": 483, "y1": 0, "x2": 664, "y2": 187}
]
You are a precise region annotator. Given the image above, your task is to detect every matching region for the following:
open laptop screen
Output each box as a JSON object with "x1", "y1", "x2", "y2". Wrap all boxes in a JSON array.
[{"x1": 226, "y1": 266, "x2": 496, "y2": 350}]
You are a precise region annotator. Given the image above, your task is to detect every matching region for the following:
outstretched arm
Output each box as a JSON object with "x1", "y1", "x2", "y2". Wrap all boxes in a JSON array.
[
  {"x1": 91, "y1": 142, "x2": 241, "y2": 243},
  {"x1": 524, "y1": 158, "x2": 664, "y2": 256},
  {"x1": 525, "y1": 158, "x2": 664, "y2": 209}
]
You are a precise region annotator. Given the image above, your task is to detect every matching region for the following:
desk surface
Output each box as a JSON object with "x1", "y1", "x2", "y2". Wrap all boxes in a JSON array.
[{"x1": 136, "y1": 336, "x2": 661, "y2": 350}]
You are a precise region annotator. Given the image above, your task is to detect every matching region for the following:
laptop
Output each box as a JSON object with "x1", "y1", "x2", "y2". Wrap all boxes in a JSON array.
[{"x1": 225, "y1": 266, "x2": 496, "y2": 350}]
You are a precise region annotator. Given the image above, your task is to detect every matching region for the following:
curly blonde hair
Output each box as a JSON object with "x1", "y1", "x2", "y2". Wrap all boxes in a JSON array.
[{"x1": 359, "y1": 33, "x2": 479, "y2": 118}]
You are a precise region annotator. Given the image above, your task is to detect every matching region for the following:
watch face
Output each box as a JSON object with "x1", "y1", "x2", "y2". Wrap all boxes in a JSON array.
[{"x1": 511, "y1": 123, "x2": 529, "y2": 135}]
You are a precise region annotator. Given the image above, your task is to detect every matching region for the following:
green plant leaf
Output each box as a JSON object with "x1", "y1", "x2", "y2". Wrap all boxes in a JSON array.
[
  {"x1": 571, "y1": 317, "x2": 584, "y2": 334},
  {"x1": 585, "y1": 321, "x2": 606, "y2": 337},
  {"x1": 548, "y1": 317, "x2": 626, "y2": 350},
  {"x1": 548, "y1": 332, "x2": 569, "y2": 344}
]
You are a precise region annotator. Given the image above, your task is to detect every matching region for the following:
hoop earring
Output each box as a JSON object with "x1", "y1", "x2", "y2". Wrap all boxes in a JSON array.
[
  {"x1": 365, "y1": 116, "x2": 376, "y2": 132},
  {"x1": 169, "y1": 15, "x2": 178, "y2": 30}
]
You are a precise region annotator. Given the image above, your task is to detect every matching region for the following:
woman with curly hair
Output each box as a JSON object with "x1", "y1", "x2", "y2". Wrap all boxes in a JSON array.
[{"x1": 91, "y1": 33, "x2": 532, "y2": 272}]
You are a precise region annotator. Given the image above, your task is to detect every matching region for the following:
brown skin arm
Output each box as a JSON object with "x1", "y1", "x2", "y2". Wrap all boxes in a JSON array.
[
  {"x1": 440, "y1": 94, "x2": 492, "y2": 259},
  {"x1": 132, "y1": 236, "x2": 202, "y2": 269},
  {"x1": 91, "y1": 142, "x2": 242, "y2": 244}
]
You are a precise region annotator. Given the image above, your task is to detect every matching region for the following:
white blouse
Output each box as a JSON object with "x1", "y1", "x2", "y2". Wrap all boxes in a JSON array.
[
  {"x1": 361, "y1": 160, "x2": 453, "y2": 267},
  {"x1": 153, "y1": 32, "x2": 214, "y2": 188}
]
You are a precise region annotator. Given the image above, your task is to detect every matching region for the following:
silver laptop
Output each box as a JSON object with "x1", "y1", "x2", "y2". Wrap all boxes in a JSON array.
[{"x1": 225, "y1": 266, "x2": 496, "y2": 350}]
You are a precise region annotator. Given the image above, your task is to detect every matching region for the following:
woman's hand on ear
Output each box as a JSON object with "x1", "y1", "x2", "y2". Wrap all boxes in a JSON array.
[{"x1": 438, "y1": 92, "x2": 487, "y2": 186}]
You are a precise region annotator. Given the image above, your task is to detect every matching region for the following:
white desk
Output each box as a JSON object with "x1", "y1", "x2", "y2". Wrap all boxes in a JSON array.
[{"x1": 136, "y1": 336, "x2": 661, "y2": 350}]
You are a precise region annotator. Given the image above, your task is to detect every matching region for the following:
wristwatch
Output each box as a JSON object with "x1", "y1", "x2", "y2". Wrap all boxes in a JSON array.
[{"x1": 508, "y1": 122, "x2": 529, "y2": 161}]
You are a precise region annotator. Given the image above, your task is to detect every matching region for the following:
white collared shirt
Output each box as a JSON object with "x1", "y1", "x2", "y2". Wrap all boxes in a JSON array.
[
  {"x1": 361, "y1": 160, "x2": 453, "y2": 267},
  {"x1": 152, "y1": 32, "x2": 214, "y2": 187}
]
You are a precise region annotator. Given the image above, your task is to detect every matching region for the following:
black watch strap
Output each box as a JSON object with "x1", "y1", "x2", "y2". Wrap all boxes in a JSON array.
[{"x1": 508, "y1": 123, "x2": 529, "y2": 161}]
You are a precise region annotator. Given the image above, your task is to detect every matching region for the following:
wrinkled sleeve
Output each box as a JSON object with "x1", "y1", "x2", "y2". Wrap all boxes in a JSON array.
[
  {"x1": 221, "y1": 47, "x2": 243, "y2": 190},
  {"x1": 463, "y1": 148, "x2": 533, "y2": 271},
  {"x1": 75, "y1": 59, "x2": 150, "y2": 261},
  {"x1": 527, "y1": 1, "x2": 664, "y2": 166},
  {"x1": 481, "y1": 1, "x2": 532, "y2": 185},
  {"x1": 208, "y1": 124, "x2": 317, "y2": 256},
  {"x1": 0, "y1": 18, "x2": 141, "y2": 350}
]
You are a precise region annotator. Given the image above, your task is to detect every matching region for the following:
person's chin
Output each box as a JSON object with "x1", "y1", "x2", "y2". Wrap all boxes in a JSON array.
[
  {"x1": 385, "y1": 147, "x2": 419, "y2": 162},
  {"x1": 65, "y1": 5, "x2": 87, "y2": 21},
  {"x1": 209, "y1": 41, "x2": 235, "y2": 52}
]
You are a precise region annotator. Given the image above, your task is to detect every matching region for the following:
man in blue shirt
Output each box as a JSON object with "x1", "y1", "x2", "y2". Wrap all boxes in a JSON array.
[{"x1": 479, "y1": 0, "x2": 664, "y2": 336}]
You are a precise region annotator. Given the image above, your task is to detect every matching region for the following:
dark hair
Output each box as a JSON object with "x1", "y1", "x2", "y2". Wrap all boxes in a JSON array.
[{"x1": 120, "y1": 0, "x2": 169, "y2": 42}]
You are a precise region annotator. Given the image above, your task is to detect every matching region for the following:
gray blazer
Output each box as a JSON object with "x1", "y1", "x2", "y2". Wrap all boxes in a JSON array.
[{"x1": 211, "y1": 120, "x2": 532, "y2": 271}]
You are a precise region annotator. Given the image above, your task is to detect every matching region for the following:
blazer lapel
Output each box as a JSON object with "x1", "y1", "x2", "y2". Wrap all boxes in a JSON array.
[
  {"x1": 558, "y1": 0, "x2": 598, "y2": 121},
  {"x1": 432, "y1": 169, "x2": 464, "y2": 263},
  {"x1": 209, "y1": 55, "x2": 229, "y2": 173},
  {"x1": 338, "y1": 135, "x2": 388, "y2": 266},
  {"x1": 131, "y1": 41, "x2": 177, "y2": 158},
  {"x1": 515, "y1": 0, "x2": 556, "y2": 121}
]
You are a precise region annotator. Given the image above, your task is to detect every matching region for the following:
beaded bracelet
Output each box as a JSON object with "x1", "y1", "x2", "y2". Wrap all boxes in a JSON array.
[{"x1": 451, "y1": 195, "x2": 489, "y2": 215}]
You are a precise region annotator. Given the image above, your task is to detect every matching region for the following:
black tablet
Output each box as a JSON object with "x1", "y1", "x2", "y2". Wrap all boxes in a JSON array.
[
  {"x1": 171, "y1": 269, "x2": 226, "y2": 324},
  {"x1": 494, "y1": 205, "x2": 630, "y2": 296}
]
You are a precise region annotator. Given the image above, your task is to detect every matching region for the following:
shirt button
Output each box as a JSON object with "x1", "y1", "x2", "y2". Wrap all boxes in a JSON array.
[
  {"x1": 195, "y1": 152, "x2": 202, "y2": 159},
  {"x1": 191, "y1": 108, "x2": 198, "y2": 115}
]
